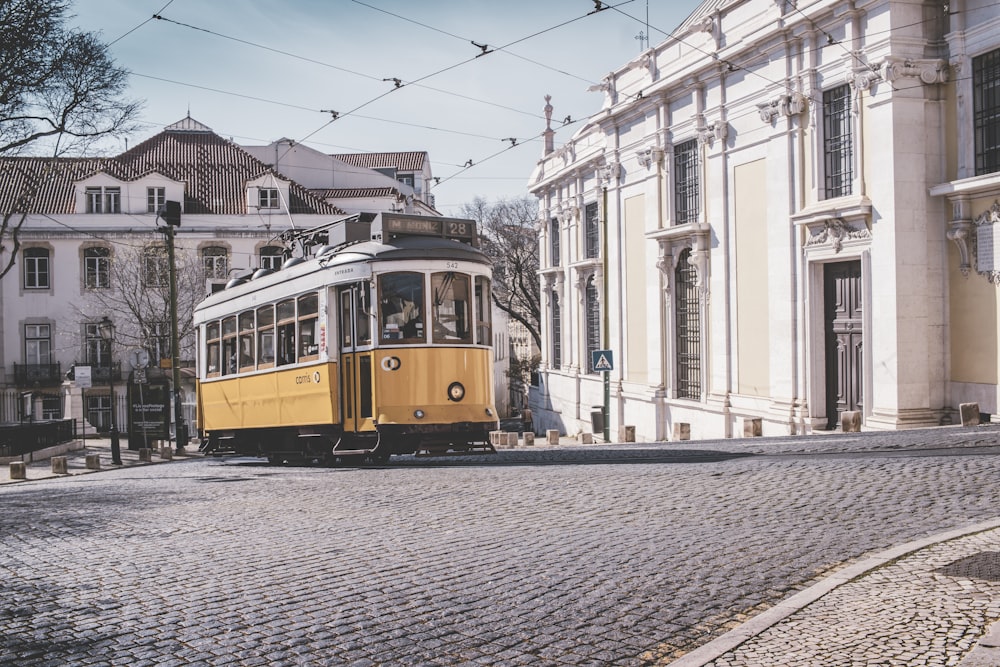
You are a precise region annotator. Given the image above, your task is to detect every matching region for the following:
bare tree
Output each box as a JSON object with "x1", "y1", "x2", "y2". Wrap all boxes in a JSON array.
[
  {"x1": 461, "y1": 196, "x2": 541, "y2": 349},
  {"x1": 0, "y1": 0, "x2": 141, "y2": 280},
  {"x1": 74, "y1": 242, "x2": 203, "y2": 365}
]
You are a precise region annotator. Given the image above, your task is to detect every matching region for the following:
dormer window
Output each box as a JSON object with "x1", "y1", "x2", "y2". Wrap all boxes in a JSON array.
[
  {"x1": 147, "y1": 187, "x2": 166, "y2": 213},
  {"x1": 259, "y1": 188, "x2": 279, "y2": 209},
  {"x1": 86, "y1": 186, "x2": 121, "y2": 213}
]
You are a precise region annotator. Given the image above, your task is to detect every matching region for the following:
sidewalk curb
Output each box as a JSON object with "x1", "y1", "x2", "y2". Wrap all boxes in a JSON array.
[{"x1": 668, "y1": 517, "x2": 1000, "y2": 667}]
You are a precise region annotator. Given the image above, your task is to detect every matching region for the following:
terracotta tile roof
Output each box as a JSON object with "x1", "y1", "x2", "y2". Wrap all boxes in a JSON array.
[
  {"x1": 312, "y1": 187, "x2": 400, "y2": 199},
  {"x1": 332, "y1": 151, "x2": 427, "y2": 172},
  {"x1": 0, "y1": 124, "x2": 344, "y2": 216}
]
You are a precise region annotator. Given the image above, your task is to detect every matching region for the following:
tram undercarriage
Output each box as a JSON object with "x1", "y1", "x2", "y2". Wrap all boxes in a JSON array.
[{"x1": 199, "y1": 422, "x2": 497, "y2": 465}]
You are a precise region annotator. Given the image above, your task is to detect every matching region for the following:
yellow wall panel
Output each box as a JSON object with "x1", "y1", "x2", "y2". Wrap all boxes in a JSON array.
[{"x1": 735, "y1": 159, "x2": 770, "y2": 396}]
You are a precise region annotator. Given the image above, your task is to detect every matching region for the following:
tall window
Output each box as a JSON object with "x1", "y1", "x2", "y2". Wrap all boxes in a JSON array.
[
  {"x1": 145, "y1": 321, "x2": 171, "y2": 363},
  {"x1": 85, "y1": 322, "x2": 110, "y2": 366},
  {"x1": 585, "y1": 276, "x2": 600, "y2": 373},
  {"x1": 551, "y1": 292, "x2": 561, "y2": 370},
  {"x1": 259, "y1": 245, "x2": 285, "y2": 270},
  {"x1": 25, "y1": 324, "x2": 51, "y2": 365},
  {"x1": 259, "y1": 188, "x2": 279, "y2": 209},
  {"x1": 85, "y1": 186, "x2": 121, "y2": 213},
  {"x1": 84, "y1": 247, "x2": 111, "y2": 289},
  {"x1": 675, "y1": 249, "x2": 702, "y2": 399},
  {"x1": 147, "y1": 187, "x2": 166, "y2": 213},
  {"x1": 202, "y1": 246, "x2": 229, "y2": 279},
  {"x1": 823, "y1": 84, "x2": 854, "y2": 198},
  {"x1": 974, "y1": 47, "x2": 1000, "y2": 176},
  {"x1": 584, "y1": 202, "x2": 599, "y2": 259},
  {"x1": 674, "y1": 139, "x2": 700, "y2": 224},
  {"x1": 550, "y1": 217, "x2": 561, "y2": 266},
  {"x1": 142, "y1": 245, "x2": 168, "y2": 288},
  {"x1": 23, "y1": 248, "x2": 50, "y2": 289}
]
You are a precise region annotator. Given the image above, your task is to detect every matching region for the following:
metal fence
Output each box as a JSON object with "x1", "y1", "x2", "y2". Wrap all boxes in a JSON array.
[{"x1": 0, "y1": 419, "x2": 75, "y2": 458}]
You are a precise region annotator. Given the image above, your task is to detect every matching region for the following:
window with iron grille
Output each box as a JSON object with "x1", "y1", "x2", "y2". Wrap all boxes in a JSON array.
[
  {"x1": 584, "y1": 202, "x2": 600, "y2": 259},
  {"x1": 585, "y1": 276, "x2": 600, "y2": 373},
  {"x1": 550, "y1": 217, "x2": 560, "y2": 266},
  {"x1": 24, "y1": 247, "x2": 49, "y2": 289},
  {"x1": 84, "y1": 247, "x2": 110, "y2": 289},
  {"x1": 551, "y1": 292, "x2": 561, "y2": 370},
  {"x1": 974, "y1": 47, "x2": 1000, "y2": 176},
  {"x1": 823, "y1": 84, "x2": 853, "y2": 198},
  {"x1": 675, "y1": 249, "x2": 701, "y2": 399},
  {"x1": 673, "y1": 139, "x2": 700, "y2": 224},
  {"x1": 202, "y1": 246, "x2": 229, "y2": 279}
]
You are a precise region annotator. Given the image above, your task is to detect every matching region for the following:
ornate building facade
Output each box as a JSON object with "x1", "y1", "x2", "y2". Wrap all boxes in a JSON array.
[{"x1": 529, "y1": 0, "x2": 1000, "y2": 440}]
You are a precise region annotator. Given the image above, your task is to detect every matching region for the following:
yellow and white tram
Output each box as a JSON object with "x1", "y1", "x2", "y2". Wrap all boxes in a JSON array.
[{"x1": 193, "y1": 213, "x2": 498, "y2": 463}]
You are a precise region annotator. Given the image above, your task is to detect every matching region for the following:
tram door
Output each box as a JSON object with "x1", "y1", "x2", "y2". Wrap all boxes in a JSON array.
[{"x1": 338, "y1": 283, "x2": 376, "y2": 433}]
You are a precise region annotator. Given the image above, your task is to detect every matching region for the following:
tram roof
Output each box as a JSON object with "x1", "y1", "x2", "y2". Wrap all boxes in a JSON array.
[{"x1": 194, "y1": 233, "x2": 489, "y2": 318}]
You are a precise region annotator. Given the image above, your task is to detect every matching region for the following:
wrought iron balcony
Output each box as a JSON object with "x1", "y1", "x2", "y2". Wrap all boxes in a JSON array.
[
  {"x1": 66, "y1": 361, "x2": 122, "y2": 384},
  {"x1": 12, "y1": 362, "x2": 62, "y2": 388}
]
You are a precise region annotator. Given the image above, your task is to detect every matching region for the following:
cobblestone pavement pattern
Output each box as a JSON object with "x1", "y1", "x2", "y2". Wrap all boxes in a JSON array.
[{"x1": 2, "y1": 426, "x2": 1000, "y2": 666}]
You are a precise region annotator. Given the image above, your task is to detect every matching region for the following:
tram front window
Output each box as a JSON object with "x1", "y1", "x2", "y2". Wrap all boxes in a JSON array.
[
  {"x1": 379, "y1": 272, "x2": 423, "y2": 342},
  {"x1": 431, "y1": 271, "x2": 472, "y2": 344}
]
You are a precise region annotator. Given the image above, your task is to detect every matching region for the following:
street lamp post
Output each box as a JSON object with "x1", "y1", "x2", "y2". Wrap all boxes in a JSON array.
[{"x1": 98, "y1": 316, "x2": 122, "y2": 465}]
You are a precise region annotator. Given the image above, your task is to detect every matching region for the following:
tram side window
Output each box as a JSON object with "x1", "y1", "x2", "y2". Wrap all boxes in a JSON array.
[
  {"x1": 206, "y1": 322, "x2": 221, "y2": 377},
  {"x1": 238, "y1": 310, "x2": 255, "y2": 371},
  {"x1": 340, "y1": 289, "x2": 353, "y2": 348},
  {"x1": 221, "y1": 316, "x2": 238, "y2": 375},
  {"x1": 356, "y1": 282, "x2": 372, "y2": 346},
  {"x1": 257, "y1": 305, "x2": 275, "y2": 368},
  {"x1": 298, "y1": 292, "x2": 319, "y2": 360},
  {"x1": 379, "y1": 272, "x2": 424, "y2": 342},
  {"x1": 431, "y1": 271, "x2": 472, "y2": 344},
  {"x1": 475, "y1": 276, "x2": 492, "y2": 346},
  {"x1": 276, "y1": 299, "x2": 296, "y2": 366}
]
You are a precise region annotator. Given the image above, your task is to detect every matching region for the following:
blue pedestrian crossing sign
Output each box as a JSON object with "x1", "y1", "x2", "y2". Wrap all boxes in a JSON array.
[{"x1": 592, "y1": 350, "x2": 614, "y2": 372}]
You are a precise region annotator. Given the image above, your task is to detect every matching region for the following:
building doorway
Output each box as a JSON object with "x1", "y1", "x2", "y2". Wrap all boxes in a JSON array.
[{"x1": 824, "y1": 261, "x2": 863, "y2": 429}]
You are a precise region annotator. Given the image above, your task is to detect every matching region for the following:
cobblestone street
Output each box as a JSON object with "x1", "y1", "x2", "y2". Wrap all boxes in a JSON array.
[{"x1": 3, "y1": 427, "x2": 1000, "y2": 665}]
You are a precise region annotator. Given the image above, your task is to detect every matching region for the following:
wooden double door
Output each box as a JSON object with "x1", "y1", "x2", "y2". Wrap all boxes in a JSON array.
[{"x1": 824, "y1": 261, "x2": 863, "y2": 429}]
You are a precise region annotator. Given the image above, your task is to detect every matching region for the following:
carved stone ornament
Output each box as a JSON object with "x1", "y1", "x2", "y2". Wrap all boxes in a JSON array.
[
  {"x1": 884, "y1": 57, "x2": 949, "y2": 85},
  {"x1": 697, "y1": 121, "x2": 728, "y2": 146},
  {"x1": 849, "y1": 60, "x2": 882, "y2": 91},
  {"x1": 805, "y1": 217, "x2": 872, "y2": 253},
  {"x1": 599, "y1": 160, "x2": 621, "y2": 184},
  {"x1": 757, "y1": 94, "x2": 808, "y2": 124}
]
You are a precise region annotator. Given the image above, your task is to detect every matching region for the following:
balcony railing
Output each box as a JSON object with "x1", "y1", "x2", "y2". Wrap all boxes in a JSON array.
[{"x1": 12, "y1": 363, "x2": 62, "y2": 388}]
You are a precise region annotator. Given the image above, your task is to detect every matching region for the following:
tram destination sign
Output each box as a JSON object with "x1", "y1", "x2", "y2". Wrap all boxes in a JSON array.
[{"x1": 377, "y1": 212, "x2": 478, "y2": 242}]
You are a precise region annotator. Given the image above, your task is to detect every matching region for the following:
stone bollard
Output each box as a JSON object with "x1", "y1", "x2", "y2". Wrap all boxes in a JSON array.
[
  {"x1": 673, "y1": 423, "x2": 691, "y2": 441},
  {"x1": 841, "y1": 411, "x2": 862, "y2": 432},
  {"x1": 9, "y1": 461, "x2": 26, "y2": 480},
  {"x1": 580, "y1": 432, "x2": 593, "y2": 444},
  {"x1": 139, "y1": 448, "x2": 153, "y2": 462},
  {"x1": 743, "y1": 418, "x2": 762, "y2": 437},
  {"x1": 51, "y1": 456, "x2": 68, "y2": 475},
  {"x1": 546, "y1": 429, "x2": 560, "y2": 446},
  {"x1": 505, "y1": 432, "x2": 518, "y2": 448},
  {"x1": 159, "y1": 445, "x2": 173, "y2": 460},
  {"x1": 960, "y1": 402, "x2": 981, "y2": 427},
  {"x1": 619, "y1": 425, "x2": 636, "y2": 442},
  {"x1": 85, "y1": 454, "x2": 101, "y2": 470},
  {"x1": 522, "y1": 432, "x2": 534, "y2": 447}
]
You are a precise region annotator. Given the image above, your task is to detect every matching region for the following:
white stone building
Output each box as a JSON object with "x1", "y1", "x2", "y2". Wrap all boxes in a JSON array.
[
  {"x1": 0, "y1": 116, "x2": 450, "y2": 430},
  {"x1": 529, "y1": 0, "x2": 1000, "y2": 441}
]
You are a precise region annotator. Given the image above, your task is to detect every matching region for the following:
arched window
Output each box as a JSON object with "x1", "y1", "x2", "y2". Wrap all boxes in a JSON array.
[{"x1": 675, "y1": 249, "x2": 701, "y2": 399}]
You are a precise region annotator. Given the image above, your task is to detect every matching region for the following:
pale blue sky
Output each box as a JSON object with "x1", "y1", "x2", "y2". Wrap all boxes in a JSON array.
[{"x1": 70, "y1": 0, "x2": 701, "y2": 214}]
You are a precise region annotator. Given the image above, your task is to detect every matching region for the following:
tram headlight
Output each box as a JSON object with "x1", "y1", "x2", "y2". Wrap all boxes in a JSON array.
[
  {"x1": 447, "y1": 382, "x2": 465, "y2": 402},
  {"x1": 414, "y1": 409, "x2": 425, "y2": 419}
]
